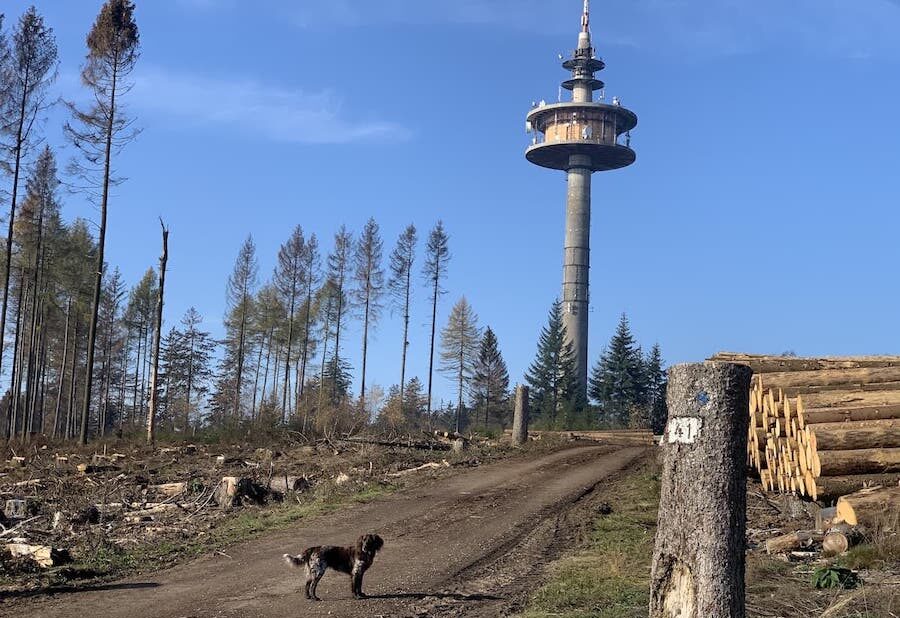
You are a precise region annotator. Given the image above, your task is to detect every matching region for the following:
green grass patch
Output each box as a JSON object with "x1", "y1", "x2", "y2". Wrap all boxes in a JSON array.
[{"x1": 521, "y1": 463, "x2": 660, "y2": 618}]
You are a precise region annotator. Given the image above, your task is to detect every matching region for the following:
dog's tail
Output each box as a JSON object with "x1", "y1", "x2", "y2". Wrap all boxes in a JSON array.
[{"x1": 282, "y1": 548, "x2": 312, "y2": 569}]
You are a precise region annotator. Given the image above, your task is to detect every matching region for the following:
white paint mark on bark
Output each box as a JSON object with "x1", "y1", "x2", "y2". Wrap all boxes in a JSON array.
[{"x1": 667, "y1": 417, "x2": 702, "y2": 444}]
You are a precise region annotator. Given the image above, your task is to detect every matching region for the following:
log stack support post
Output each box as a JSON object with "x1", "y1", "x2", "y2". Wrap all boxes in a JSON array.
[{"x1": 650, "y1": 362, "x2": 752, "y2": 618}]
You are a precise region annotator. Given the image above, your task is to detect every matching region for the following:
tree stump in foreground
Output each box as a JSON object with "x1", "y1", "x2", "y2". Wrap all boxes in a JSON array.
[
  {"x1": 511, "y1": 384, "x2": 529, "y2": 446},
  {"x1": 650, "y1": 362, "x2": 752, "y2": 618}
]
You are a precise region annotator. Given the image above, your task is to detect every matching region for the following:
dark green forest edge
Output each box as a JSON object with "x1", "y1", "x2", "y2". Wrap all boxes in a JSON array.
[{"x1": 0, "y1": 2, "x2": 667, "y2": 447}]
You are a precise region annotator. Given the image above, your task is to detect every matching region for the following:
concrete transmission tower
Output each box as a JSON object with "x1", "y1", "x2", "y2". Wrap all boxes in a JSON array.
[{"x1": 525, "y1": 0, "x2": 638, "y2": 401}]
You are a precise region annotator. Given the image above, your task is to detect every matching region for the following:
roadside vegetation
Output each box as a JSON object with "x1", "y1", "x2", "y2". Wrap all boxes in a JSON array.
[
  {"x1": 521, "y1": 460, "x2": 660, "y2": 618},
  {"x1": 521, "y1": 461, "x2": 900, "y2": 618}
]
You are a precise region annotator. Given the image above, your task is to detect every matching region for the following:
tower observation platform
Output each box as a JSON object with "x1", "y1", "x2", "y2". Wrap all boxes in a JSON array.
[{"x1": 525, "y1": 0, "x2": 637, "y2": 401}]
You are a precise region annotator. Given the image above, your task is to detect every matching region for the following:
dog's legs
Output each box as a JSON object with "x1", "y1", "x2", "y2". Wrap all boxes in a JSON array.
[
  {"x1": 306, "y1": 558, "x2": 325, "y2": 601},
  {"x1": 351, "y1": 564, "x2": 366, "y2": 599},
  {"x1": 310, "y1": 572, "x2": 324, "y2": 601},
  {"x1": 304, "y1": 575, "x2": 313, "y2": 600}
]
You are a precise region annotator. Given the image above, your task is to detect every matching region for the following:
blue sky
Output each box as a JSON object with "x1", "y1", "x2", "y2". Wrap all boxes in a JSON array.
[{"x1": 4, "y1": 0, "x2": 900, "y2": 405}]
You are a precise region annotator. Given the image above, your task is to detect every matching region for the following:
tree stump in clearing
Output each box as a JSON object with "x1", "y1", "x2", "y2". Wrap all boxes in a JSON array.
[
  {"x1": 512, "y1": 384, "x2": 529, "y2": 446},
  {"x1": 649, "y1": 362, "x2": 752, "y2": 618}
]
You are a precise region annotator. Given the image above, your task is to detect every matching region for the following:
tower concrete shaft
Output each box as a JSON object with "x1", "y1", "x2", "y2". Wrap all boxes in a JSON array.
[
  {"x1": 563, "y1": 154, "x2": 592, "y2": 395},
  {"x1": 525, "y1": 0, "x2": 637, "y2": 403}
]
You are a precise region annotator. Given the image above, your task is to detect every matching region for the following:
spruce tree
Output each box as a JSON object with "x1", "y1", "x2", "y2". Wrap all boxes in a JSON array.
[
  {"x1": 525, "y1": 300, "x2": 580, "y2": 427},
  {"x1": 645, "y1": 343, "x2": 668, "y2": 434},
  {"x1": 402, "y1": 376, "x2": 427, "y2": 425},
  {"x1": 589, "y1": 313, "x2": 646, "y2": 426},
  {"x1": 471, "y1": 327, "x2": 509, "y2": 428}
]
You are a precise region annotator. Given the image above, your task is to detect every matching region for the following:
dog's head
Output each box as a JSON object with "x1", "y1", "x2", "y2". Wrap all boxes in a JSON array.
[{"x1": 358, "y1": 533, "x2": 384, "y2": 555}]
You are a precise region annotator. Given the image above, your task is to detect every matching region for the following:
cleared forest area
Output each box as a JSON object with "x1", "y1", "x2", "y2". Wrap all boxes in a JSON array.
[{"x1": 0, "y1": 432, "x2": 526, "y2": 593}]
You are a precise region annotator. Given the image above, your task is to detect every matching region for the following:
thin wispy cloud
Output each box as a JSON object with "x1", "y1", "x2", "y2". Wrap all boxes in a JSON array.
[
  {"x1": 284, "y1": 0, "x2": 900, "y2": 59},
  {"x1": 130, "y1": 68, "x2": 409, "y2": 145}
]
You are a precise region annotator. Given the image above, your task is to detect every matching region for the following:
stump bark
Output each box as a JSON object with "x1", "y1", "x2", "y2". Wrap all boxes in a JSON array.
[
  {"x1": 650, "y1": 362, "x2": 752, "y2": 618},
  {"x1": 511, "y1": 384, "x2": 529, "y2": 446}
]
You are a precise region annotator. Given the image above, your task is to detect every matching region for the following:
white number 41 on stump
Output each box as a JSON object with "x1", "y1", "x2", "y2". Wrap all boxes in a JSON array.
[{"x1": 667, "y1": 417, "x2": 702, "y2": 444}]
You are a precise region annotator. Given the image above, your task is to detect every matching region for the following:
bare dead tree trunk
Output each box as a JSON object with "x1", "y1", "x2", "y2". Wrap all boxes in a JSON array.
[
  {"x1": 360, "y1": 295, "x2": 371, "y2": 408},
  {"x1": 140, "y1": 322, "x2": 149, "y2": 422},
  {"x1": 184, "y1": 330, "x2": 195, "y2": 432},
  {"x1": 131, "y1": 319, "x2": 142, "y2": 426},
  {"x1": 426, "y1": 272, "x2": 439, "y2": 416},
  {"x1": 117, "y1": 334, "x2": 129, "y2": 433},
  {"x1": 259, "y1": 327, "x2": 273, "y2": 408},
  {"x1": 251, "y1": 335, "x2": 263, "y2": 421},
  {"x1": 79, "y1": 63, "x2": 118, "y2": 445},
  {"x1": 52, "y1": 298, "x2": 71, "y2": 439},
  {"x1": 0, "y1": 76, "x2": 30, "y2": 408},
  {"x1": 512, "y1": 384, "x2": 529, "y2": 446},
  {"x1": 37, "y1": 329, "x2": 48, "y2": 434},
  {"x1": 146, "y1": 221, "x2": 168, "y2": 443},
  {"x1": 234, "y1": 304, "x2": 247, "y2": 422},
  {"x1": 649, "y1": 362, "x2": 752, "y2": 618},
  {"x1": 10, "y1": 273, "x2": 28, "y2": 439},
  {"x1": 66, "y1": 323, "x2": 79, "y2": 440}
]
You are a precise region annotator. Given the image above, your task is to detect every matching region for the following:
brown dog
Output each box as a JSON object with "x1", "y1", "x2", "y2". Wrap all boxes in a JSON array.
[{"x1": 283, "y1": 533, "x2": 384, "y2": 600}]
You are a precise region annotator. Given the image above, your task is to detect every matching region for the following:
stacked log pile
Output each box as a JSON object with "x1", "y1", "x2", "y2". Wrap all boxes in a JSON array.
[{"x1": 711, "y1": 353, "x2": 900, "y2": 500}]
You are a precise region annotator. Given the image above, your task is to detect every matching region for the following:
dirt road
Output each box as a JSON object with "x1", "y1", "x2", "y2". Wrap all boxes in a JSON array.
[{"x1": 4, "y1": 445, "x2": 646, "y2": 618}]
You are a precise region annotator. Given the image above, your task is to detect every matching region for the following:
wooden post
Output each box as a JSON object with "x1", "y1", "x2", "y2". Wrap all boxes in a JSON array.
[
  {"x1": 650, "y1": 362, "x2": 752, "y2": 618},
  {"x1": 511, "y1": 384, "x2": 529, "y2": 446},
  {"x1": 146, "y1": 220, "x2": 169, "y2": 444}
]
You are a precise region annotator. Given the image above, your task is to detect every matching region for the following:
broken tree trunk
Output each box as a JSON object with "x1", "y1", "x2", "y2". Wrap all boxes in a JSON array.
[
  {"x1": 511, "y1": 384, "x2": 529, "y2": 446},
  {"x1": 4, "y1": 543, "x2": 60, "y2": 568},
  {"x1": 214, "y1": 476, "x2": 239, "y2": 509},
  {"x1": 146, "y1": 220, "x2": 168, "y2": 444},
  {"x1": 836, "y1": 485, "x2": 900, "y2": 527},
  {"x1": 765, "y1": 531, "x2": 824, "y2": 554},
  {"x1": 150, "y1": 482, "x2": 186, "y2": 497},
  {"x1": 650, "y1": 362, "x2": 752, "y2": 618},
  {"x1": 268, "y1": 475, "x2": 311, "y2": 494},
  {"x1": 822, "y1": 525, "x2": 863, "y2": 557}
]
